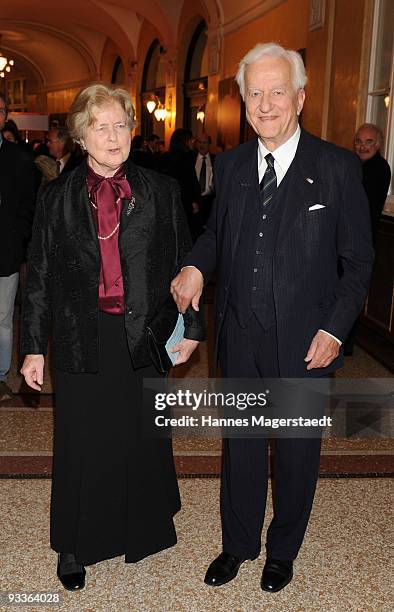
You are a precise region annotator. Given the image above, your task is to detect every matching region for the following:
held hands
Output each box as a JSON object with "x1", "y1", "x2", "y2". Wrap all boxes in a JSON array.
[
  {"x1": 304, "y1": 331, "x2": 340, "y2": 370},
  {"x1": 171, "y1": 338, "x2": 199, "y2": 365},
  {"x1": 170, "y1": 267, "x2": 204, "y2": 314},
  {"x1": 20, "y1": 354, "x2": 45, "y2": 391}
]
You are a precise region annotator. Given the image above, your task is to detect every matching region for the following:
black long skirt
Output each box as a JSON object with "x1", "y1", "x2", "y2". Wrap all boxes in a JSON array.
[{"x1": 51, "y1": 311, "x2": 180, "y2": 566}]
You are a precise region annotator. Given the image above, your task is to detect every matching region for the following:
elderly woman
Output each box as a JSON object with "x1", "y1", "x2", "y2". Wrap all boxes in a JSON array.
[{"x1": 21, "y1": 83, "x2": 204, "y2": 591}]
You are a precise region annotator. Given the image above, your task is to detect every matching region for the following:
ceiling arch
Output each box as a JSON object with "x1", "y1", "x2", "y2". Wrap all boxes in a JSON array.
[{"x1": 0, "y1": 0, "x2": 226, "y2": 100}]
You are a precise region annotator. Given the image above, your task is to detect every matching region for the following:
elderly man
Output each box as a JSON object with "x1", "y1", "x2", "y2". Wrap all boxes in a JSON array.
[
  {"x1": 354, "y1": 123, "x2": 391, "y2": 239},
  {"x1": 47, "y1": 126, "x2": 82, "y2": 174},
  {"x1": 0, "y1": 93, "x2": 39, "y2": 401},
  {"x1": 171, "y1": 43, "x2": 373, "y2": 593}
]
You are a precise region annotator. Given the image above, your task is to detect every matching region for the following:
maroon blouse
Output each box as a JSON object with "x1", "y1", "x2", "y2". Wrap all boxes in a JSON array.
[{"x1": 86, "y1": 164, "x2": 132, "y2": 314}]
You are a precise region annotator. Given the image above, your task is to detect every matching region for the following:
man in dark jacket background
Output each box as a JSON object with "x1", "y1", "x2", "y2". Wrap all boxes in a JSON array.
[
  {"x1": 354, "y1": 123, "x2": 391, "y2": 241},
  {"x1": 0, "y1": 93, "x2": 40, "y2": 400}
]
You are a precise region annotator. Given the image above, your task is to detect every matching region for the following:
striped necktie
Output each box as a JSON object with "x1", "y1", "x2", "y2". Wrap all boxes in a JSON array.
[{"x1": 259, "y1": 153, "x2": 277, "y2": 207}]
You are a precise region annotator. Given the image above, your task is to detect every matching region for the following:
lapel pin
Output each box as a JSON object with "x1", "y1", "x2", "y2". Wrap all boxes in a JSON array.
[{"x1": 305, "y1": 177, "x2": 314, "y2": 184}]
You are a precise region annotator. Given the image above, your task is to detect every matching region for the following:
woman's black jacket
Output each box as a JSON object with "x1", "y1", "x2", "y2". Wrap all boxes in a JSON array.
[{"x1": 21, "y1": 159, "x2": 205, "y2": 372}]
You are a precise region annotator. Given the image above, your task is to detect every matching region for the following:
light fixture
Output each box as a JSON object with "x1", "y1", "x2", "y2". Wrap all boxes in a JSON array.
[
  {"x1": 146, "y1": 99, "x2": 156, "y2": 113},
  {"x1": 154, "y1": 102, "x2": 167, "y2": 121},
  {"x1": 384, "y1": 95, "x2": 390, "y2": 109},
  {"x1": 0, "y1": 36, "x2": 14, "y2": 78},
  {"x1": 196, "y1": 107, "x2": 205, "y2": 123}
]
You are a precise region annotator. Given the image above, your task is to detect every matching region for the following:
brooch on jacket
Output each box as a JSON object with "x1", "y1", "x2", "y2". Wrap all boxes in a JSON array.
[{"x1": 125, "y1": 196, "x2": 136, "y2": 215}]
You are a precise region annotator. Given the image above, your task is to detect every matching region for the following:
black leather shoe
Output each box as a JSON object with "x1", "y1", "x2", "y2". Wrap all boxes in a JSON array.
[
  {"x1": 261, "y1": 558, "x2": 293, "y2": 592},
  {"x1": 57, "y1": 553, "x2": 86, "y2": 591},
  {"x1": 204, "y1": 552, "x2": 247, "y2": 587}
]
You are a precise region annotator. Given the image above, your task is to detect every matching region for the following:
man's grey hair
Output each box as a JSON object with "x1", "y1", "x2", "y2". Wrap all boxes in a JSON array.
[
  {"x1": 235, "y1": 42, "x2": 308, "y2": 100},
  {"x1": 356, "y1": 123, "x2": 384, "y2": 146}
]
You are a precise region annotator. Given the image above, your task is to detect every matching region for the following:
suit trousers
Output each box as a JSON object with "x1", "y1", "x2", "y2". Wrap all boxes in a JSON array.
[{"x1": 219, "y1": 307, "x2": 321, "y2": 561}]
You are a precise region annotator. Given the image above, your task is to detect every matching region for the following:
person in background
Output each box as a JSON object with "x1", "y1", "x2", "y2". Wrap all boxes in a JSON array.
[
  {"x1": 2, "y1": 119, "x2": 32, "y2": 154},
  {"x1": 30, "y1": 137, "x2": 58, "y2": 184},
  {"x1": 33, "y1": 152, "x2": 58, "y2": 185},
  {"x1": 0, "y1": 93, "x2": 40, "y2": 402},
  {"x1": 344, "y1": 124, "x2": 391, "y2": 355},
  {"x1": 20, "y1": 83, "x2": 203, "y2": 591},
  {"x1": 160, "y1": 128, "x2": 201, "y2": 240},
  {"x1": 146, "y1": 133, "x2": 160, "y2": 155},
  {"x1": 46, "y1": 126, "x2": 83, "y2": 174},
  {"x1": 129, "y1": 134, "x2": 154, "y2": 169},
  {"x1": 354, "y1": 123, "x2": 391, "y2": 241},
  {"x1": 2, "y1": 120, "x2": 18, "y2": 143},
  {"x1": 31, "y1": 138, "x2": 51, "y2": 158},
  {"x1": 145, "y1": 133, "x2": 162, "y2": 170},
  {"x1": 194, "y1": 133, "x2": 216, "y2": 227}
]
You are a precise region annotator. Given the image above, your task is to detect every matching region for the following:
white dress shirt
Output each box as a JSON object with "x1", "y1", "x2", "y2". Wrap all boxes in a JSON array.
[
  {"x1": 58, "y1": 153, "x2": 71, "y2": 173},
  {"x1": 258, "y1": 125, "x2": 301, "y2": 185}
]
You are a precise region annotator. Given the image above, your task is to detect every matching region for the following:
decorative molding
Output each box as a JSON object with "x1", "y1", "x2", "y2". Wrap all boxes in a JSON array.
[
  {"x1": 127, "y1": 59, "x2": 137, "y2": 78},
  {"x1": 208, "y1": 33, "x2": 221, "y2": 75},
  {"x1": 43, "y1": 79, "x2": 97, "y2": 93},
  {"x1": 222, "y1": 0, "x2": 284, "y2": 36},
  {"x1": 165, "y1": 50, "x2": 177, "y2": 88},
  {"x1": 309, "y1": 0, "x2": 326, "y2": 31},
  {"x1": 356, "y1": 0, "x2": 374, "y2": 128},
  {"x1": 321, "y1": 0, "x2": 335, "y2": 140}
]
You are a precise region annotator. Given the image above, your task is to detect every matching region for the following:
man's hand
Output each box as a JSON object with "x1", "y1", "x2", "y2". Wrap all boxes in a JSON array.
[
  {"x1": 21, "y1": 354, "x2": 45, "y2": 391},
  {"x1": 170, "y1": 267, "x2": 204, "y2": 313},
  {"x1": 192, "y1": 202, "x2": 200, "y2": 215},
  {"x1": 171, "y1": 339, "x2": 199, "y2": 365},
  {"x1": 304, "y1": 331, "x2": 340, "y2": 370}
]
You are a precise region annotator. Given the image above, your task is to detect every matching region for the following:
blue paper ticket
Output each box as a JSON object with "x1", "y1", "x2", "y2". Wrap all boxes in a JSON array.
[{"x1": 165, "y1": 314, "x2": 185, "y2": 365}]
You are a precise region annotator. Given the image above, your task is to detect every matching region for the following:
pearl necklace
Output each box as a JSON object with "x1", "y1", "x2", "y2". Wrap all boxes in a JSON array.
[{"x1": 90, "y1": 196, "x2": 120, "y2": 241}]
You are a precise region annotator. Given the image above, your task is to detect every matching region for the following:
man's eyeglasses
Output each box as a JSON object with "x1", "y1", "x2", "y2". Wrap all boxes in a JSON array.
[{"x1": 0, "y1": 108, "x2": 7, "y2": 115}]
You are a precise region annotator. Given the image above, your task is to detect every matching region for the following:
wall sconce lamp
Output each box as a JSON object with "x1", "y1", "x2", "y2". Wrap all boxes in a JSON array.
[
  {"x1": 154, "y1": 102, "x2": 167, "y2": 121},
  {"x1": 196, "y1": 106, "x2": 205, "y2": 123},
  {"x1": 146, "y1": 94, "x2": 173, "y2": 123},
  {"x1": 146, "y1": 99, "x2": 156, "y2": 113}
]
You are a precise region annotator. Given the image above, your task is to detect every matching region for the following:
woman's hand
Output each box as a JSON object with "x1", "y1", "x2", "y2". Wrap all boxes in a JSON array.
[
  {"x1": 171, "y1": 339, "x2": 199, "y2": 365},
  {"x1": 20, "y1": 354, "x2": 45, "y2": 391}
]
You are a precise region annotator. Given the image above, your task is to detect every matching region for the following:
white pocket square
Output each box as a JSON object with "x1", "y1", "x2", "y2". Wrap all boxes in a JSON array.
[{"x1": 308, "y1": 204, "x2": 326, "y2": 211}]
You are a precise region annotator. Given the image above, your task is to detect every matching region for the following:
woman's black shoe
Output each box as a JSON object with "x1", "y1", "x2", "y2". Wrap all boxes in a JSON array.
[{"x1": 57, "y1": 553, "x2": 86, "y2": 591}]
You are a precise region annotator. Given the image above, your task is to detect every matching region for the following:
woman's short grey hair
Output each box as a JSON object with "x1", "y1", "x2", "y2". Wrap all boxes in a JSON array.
[
  {"x1": 235, "y1": 42, "x2": 307, "y2": 99},
  {"x1": 67, "y1": 83, "x2": 137, "y2": 143}
]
